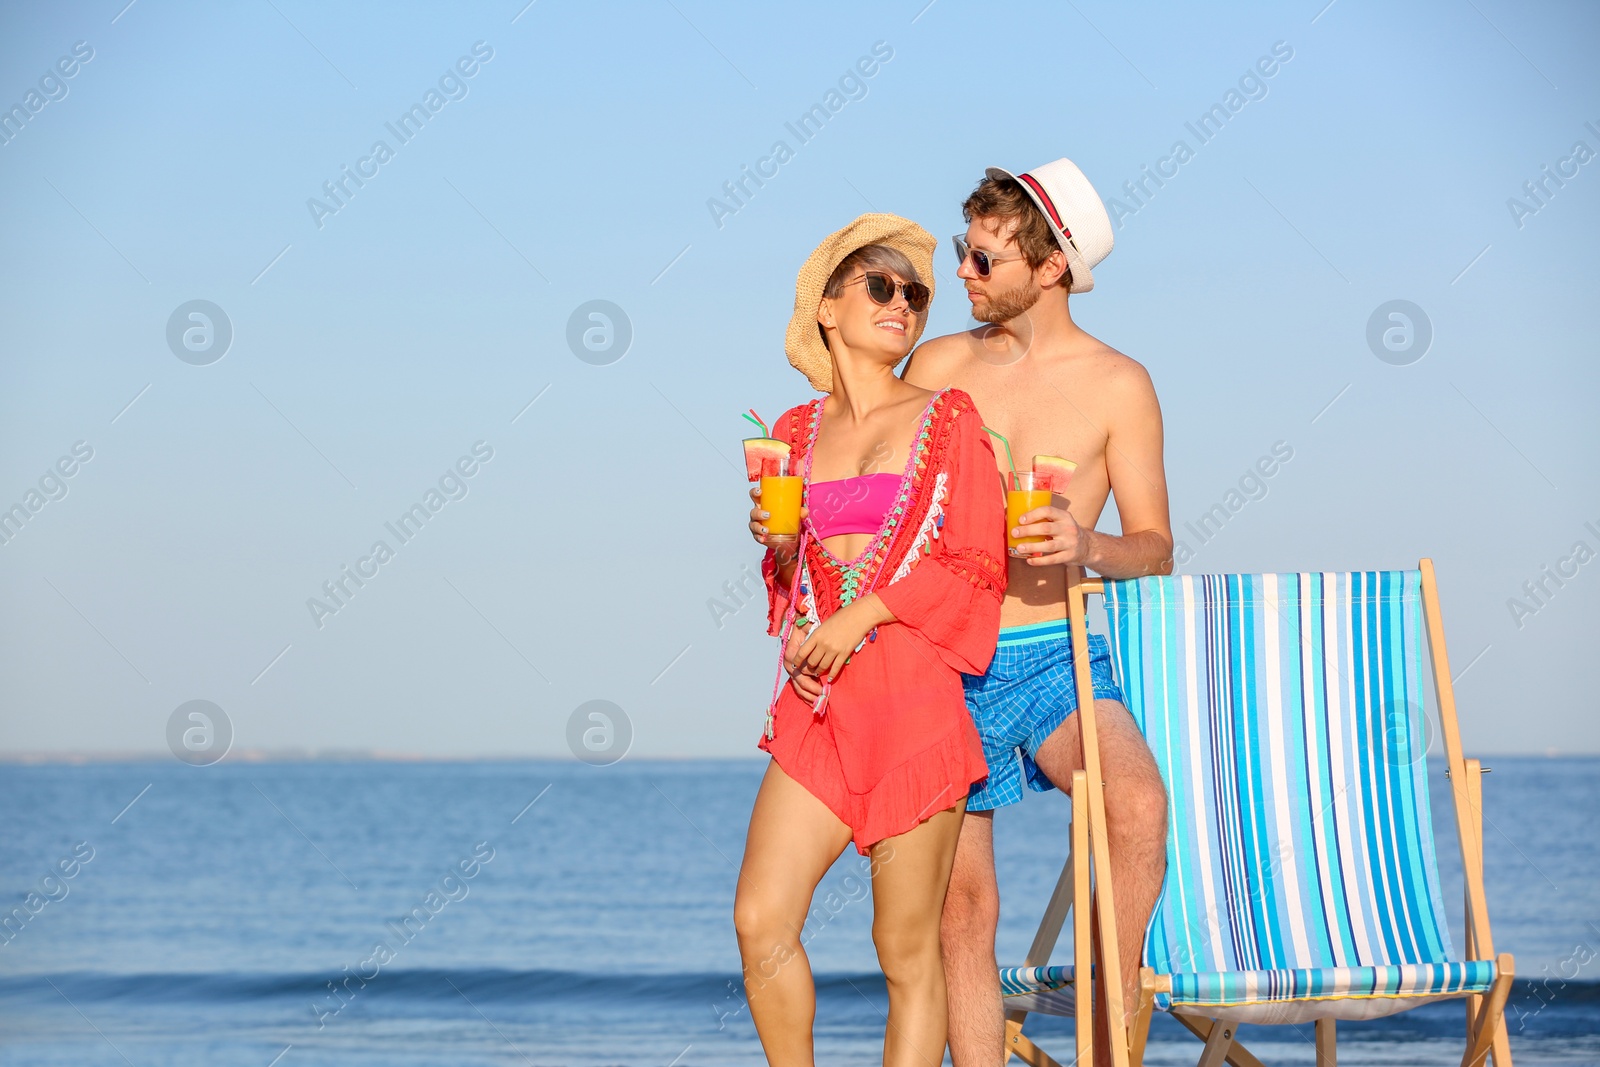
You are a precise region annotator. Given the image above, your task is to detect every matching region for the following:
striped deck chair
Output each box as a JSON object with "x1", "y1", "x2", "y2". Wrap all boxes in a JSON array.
[{"x1": 998, "y1": 561, "x2": 1514, "y2": 1067}]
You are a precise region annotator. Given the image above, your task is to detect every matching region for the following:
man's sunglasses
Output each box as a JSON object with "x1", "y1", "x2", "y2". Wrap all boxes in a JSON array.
[
  {"x1": 840, "y1": 272, "x2": 931, "y2": 314},
  {"x1": 951, "y1": 234, "x2": 1025, "y2": 278}
]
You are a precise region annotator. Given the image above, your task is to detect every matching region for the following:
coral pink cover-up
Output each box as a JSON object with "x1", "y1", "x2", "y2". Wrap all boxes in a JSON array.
[{"x1": 759, "y1": 387, "x2": 1007, "y2": 853}]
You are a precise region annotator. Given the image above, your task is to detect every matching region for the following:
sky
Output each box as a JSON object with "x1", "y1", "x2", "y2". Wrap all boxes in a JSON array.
[{"x1": 0, "y1": 0, "x2": 1596, "y2": 759}]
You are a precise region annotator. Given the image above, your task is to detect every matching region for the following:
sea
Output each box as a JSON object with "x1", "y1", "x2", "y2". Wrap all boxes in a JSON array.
[{"x1": 1, "y1": 757, "x2": 1595, "y2": 1066}]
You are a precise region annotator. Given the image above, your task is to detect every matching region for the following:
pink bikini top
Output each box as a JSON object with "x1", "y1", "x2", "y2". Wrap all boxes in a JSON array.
[{"x1": 807, "y1": 473, "x2": 902, "y2": 540}]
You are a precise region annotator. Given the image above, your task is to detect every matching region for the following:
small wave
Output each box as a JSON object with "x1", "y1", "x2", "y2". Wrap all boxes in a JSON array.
[
  {"x1": 0, "y1": 968, "x2": 892, "y2": 1006},
  {"x1": 5, "y1": 969, "x2": 1597, "y2": 1024}
]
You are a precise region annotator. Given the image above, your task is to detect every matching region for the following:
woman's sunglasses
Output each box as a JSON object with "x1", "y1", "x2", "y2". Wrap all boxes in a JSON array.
[
  {"x1": 841, "y1": 272, "x2": 931, "y2": 314},
  {"x1": 951, "y1": 234, "x2": 1025, "y2": 278}
]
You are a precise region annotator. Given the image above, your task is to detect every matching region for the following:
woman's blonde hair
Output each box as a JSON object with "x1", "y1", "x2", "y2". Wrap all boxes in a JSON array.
[
  {"x1": 818, "y1": 243, "x2": 922, "y2": 349},
  {"x1": 822, "y1": 242, "x2": 921, "y2": 297}
]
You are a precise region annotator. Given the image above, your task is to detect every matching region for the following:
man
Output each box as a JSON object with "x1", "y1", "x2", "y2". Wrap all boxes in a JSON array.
[{"x1": 900, "y1": 158, "x2": 1172, "y2": 1066}]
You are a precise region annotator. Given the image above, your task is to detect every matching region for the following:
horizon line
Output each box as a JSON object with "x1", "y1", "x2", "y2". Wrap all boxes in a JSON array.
[
  {"x1": 0, "y1": 749, "x2": 778, "y2": 765},
  {"x1": 0, "y1": 749, "x2": 1592, "y2": 766}
]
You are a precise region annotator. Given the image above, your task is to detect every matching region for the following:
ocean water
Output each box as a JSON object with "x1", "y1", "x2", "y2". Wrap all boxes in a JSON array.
[{"x1": 0, "y1": 757, "x2": 1595, "y2": 1066}]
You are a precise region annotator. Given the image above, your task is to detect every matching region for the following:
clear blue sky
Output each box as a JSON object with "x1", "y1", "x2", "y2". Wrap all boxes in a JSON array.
[{"x1": 1, "y1": 0, "x2": 1595, "y2": 758}]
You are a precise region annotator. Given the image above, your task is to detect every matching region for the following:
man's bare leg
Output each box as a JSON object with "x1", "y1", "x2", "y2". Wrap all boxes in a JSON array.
[
  {"x1": 939, "y1": 809, "x2": 1004, "y2": 1066},
  {"x1": 1033, "y1": 698, "x2": 1168, "y2": 1066}
]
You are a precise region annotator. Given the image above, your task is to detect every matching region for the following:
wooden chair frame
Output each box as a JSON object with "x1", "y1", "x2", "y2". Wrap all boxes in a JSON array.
[{"x1": 1003, "y1": 560, "x2": 1514, "y2": 1067}]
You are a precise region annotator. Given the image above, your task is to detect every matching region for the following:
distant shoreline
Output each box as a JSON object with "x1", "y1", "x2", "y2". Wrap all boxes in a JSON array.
[
  {"x1": 0, "y1": 751, "x2": 1589, "y2": 765},
  {"x1": 0, "y1": 750, "x2": 781, "y2": 765}
]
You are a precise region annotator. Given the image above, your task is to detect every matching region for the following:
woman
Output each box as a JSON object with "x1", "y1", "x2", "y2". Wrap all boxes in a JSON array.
[{"x1": 736, "y1": 214, "x2": 1008, "y2": 1065}]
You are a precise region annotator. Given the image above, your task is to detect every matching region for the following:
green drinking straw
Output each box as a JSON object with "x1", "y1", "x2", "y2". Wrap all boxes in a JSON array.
[
  {"x1": 741, "y1": 412, "x2": 767, "y2": 436},
  {"x1": 981, "y1": 426, "x2": 1017, "y2": 475}
]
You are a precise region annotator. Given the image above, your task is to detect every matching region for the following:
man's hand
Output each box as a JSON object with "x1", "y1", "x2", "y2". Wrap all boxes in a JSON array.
[{"x1": 1010, "y1": 503, "x2": 1093, "y2": 567}]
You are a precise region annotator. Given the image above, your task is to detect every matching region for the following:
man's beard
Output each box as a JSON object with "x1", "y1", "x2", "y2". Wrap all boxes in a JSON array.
[{"x1": 971, "y1": 278, "x2": 1042, "y2": 324}]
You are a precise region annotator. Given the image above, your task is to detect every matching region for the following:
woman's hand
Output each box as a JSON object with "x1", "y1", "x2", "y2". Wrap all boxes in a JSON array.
[
  {"x1": 789, "y1": 670, "x2": 824, "y2": 702},
  {"x1": 782, "y1": 624, "x2": 826, "y2": 701},
  {"x1": 749, "y1": 485, "x2": 808, "y2": 563},
  {"x1": 785, "y1": 595, "x2": 893, "y2": 683}
]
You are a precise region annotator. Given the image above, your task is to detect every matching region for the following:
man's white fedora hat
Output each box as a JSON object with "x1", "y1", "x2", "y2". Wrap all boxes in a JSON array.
[{"x1": 985, "y1": 158, "x2": 1113, "y2": 293}]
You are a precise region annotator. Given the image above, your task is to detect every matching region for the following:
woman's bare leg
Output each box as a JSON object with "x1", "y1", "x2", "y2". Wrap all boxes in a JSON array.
[
  {"x1": 870, "y1": 800, "x2": 966, "y2": 1067},
  {"x1": 734, "y1": 760, "x2": 854, "y2": 1066}
]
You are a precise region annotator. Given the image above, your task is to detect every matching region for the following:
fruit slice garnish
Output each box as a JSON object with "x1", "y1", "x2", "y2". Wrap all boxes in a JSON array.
[
  {"x1": 1032, "y1": 455, "x2": 1078, "y2": 494},
  {"x1": 742, "y1": 437, "x2": 791, "y2": 481}
]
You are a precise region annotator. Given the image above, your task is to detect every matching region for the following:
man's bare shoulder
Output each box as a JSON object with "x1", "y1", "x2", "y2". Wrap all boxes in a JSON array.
[
  {"x1": 1070, "y1": 335, "x2": 1158, "y2": 402},
  {"x1": 901, "y1": 328, "x2": 987, "y2": 387}
]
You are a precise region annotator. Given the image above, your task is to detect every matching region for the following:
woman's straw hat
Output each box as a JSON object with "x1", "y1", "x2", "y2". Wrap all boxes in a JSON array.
[{"x1": 785, "y1": 213, "x2": 937, "y2": 393}]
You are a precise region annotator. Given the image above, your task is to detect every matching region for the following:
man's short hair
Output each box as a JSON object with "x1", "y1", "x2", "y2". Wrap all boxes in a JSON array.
[{"x1": 962, "y1": 176, "x2": 1072, "y2": 286}]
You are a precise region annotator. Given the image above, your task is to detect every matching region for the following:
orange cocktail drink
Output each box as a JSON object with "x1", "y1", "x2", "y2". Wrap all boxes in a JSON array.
[
  {"x1": 760, "y1": 455, "x2": 802, "y2": 544},
  {"x1": 1006, "y1": 470, "x2": 1051, "y2": 553}
]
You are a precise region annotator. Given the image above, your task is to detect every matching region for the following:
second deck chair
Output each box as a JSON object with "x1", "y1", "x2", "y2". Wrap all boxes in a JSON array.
[{"x1": 998, "y1": 562, "x2": 1514, "y2": 1067}]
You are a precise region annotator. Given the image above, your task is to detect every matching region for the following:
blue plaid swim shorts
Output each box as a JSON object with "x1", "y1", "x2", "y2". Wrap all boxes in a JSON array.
[{"x1": 962, "y1": 618, "x2": 1124, "y2": 811}]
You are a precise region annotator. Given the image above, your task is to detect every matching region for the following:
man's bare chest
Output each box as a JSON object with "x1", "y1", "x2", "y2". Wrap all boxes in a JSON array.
[{"x1": 955, "y1": 373, "x2": 1110, "y2": 475}]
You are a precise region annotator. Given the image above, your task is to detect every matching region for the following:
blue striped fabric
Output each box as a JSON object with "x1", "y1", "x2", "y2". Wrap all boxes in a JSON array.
[
  {"x1": 997, "y1": 961, "x2": 1498, "y2": 1010},
  {"x1": 998, "y1": 965, "x2": 1081, "y2": 1018},
  {"x1": 1098, "y1": 572, "x2": 1495, "y2": 1012},
  {"x1": 999, "y1": 965, "x2": 1079, "y2": 997},
  {"x1": 1166, "y1": 960, "x2": 1498, "y2": 1007}
]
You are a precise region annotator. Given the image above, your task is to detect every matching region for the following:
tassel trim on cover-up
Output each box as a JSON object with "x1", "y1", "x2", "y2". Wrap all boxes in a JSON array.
[
  {"x1": 762, "y1": 390, "x2": 979, "y2": 741},
  {"x1": 764, "y1": 528, "x2": 810, "y2": 741},
  {"x1": 763, "y1": 471, "x2": 947, "y2": 739},
  {"x1": 890, "y1": 472, "x2": 947, "y2": 583}
]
